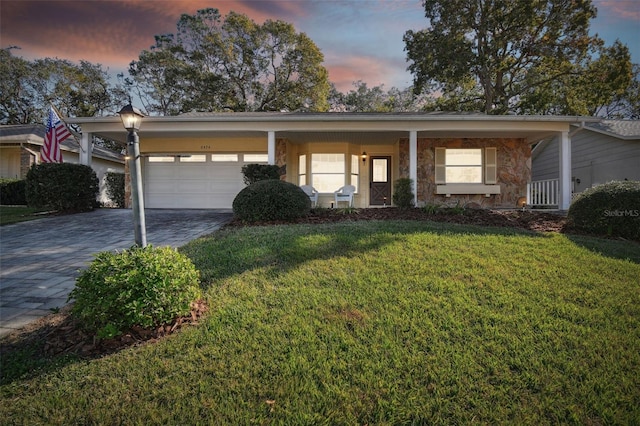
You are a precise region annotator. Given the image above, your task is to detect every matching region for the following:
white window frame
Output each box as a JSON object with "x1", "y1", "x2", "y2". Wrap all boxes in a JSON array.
[
  {"x1": 244, "y1": 154, "x2": 268, "y2": 163},
  {"x1": 148, "y1": 156, "x2": 175, "y2": 163},
  {"x1": 435, "y1": 147, "x2": 500, "y2": 196},
  {"x1": 311, "y1": 153, "x2": 346, "y2": 193},
  {"x1": 350, "y1": 154, "x2": 359, "y2": 192},
  {"x1": 298, "y1": 154, "x2": 307, "y2": 186},
  {"x1": 179, "y1": 154, "x2": 207, "y2": 163},
  {"x1": 211, "y1": 154, "x2": 239, "y2": 162}
]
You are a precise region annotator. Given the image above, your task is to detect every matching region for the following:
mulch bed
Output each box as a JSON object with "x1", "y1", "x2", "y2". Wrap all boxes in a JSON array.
[
  {"x1": 227, "y1": 207, "x2": 569, "y2": 234},
  {"x1": 0, "y1": 301, "x2": 208, "y2": 363},
  {"x1": 2, "y1": 208, "x2": 569, "y2": 362}
]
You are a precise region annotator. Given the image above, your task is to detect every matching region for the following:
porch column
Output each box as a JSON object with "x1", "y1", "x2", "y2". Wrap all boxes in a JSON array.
[
  {"x1": 559, "y1": 131, "x2": 572, "y2": 210},
  {"x1": 267, "y1": 131, "x2": 276, "y2": 165},
  {"x1": 79, "y1": 132, "x2": 92, "y2": 167},
  {"x1": 409, "y1": 130, "x2": 418, "y2": 206}
]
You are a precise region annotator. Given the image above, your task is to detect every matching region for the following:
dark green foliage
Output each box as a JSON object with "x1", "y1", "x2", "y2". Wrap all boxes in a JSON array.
[
  {"x1": 241, "y1": 164, "x2": 281, "y2": 185},
  {"x1": 568, "y1": 181, "x2": 640, "y2": 240},
  {"x1": 69, "y1": 245, "x2": 201, "y2": 338},
  {"x1": 392, "y1": 178, "x2": 415, "y2": 209},
  {"x1": 25, "y1": 163, "x2": 98, "y2": 212},
  {"x1": 0, "y1": 179, "x2": 26, "y2": 205},
  {"x1": 233, "y1": 179, "x2": 311, "y2": 222},
  {"x1": 105, "y1": 172, "x2": 125, "y2": 208}
]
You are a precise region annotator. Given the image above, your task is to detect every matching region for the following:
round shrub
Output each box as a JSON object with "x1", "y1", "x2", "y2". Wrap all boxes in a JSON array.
[
  {"x1": 567, "y1": 181, "x2": 640, "y2": 240},
  {"x1": 69, "y1": 245, "x2": 201, "y2": 338},
  {"x1": 26, "y1": 163, "x2": 98, "y2": 212},
  {"x1": 233, "y1": 179, "x2": 311, "y2": 222}
]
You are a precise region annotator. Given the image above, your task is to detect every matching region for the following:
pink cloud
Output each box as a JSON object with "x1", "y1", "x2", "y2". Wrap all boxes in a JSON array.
[
  {"x1": 594, "y1": 0, "x2": 640, "y2": 21},
  {"x1": 326, "y1": 55, "x2": 393, "y2": 92},
  {"x1": 1, "y1": 0, "x2": 314, "y2": 75}
]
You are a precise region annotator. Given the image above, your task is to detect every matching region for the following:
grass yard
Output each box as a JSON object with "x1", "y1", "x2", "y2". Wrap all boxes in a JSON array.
[
  {"x1": 1, "y1": 220, "x2": 639, "y2": 424},
  {"x1": 0, "y1": 206, "x2": 49, "y2": 225}
]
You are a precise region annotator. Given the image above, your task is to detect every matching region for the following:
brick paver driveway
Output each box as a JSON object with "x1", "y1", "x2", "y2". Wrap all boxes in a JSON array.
[{"x1": 0, "y1": 209, "x2": 232, "y2": 337}]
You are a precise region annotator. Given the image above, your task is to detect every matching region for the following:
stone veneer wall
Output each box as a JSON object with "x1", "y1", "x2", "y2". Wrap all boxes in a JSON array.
[
  {"x1": 20, "y1": 148, "x2": 36, "y2": 178},
  {"x1": 399, "y1": 138, "x2": 531, "y2": 208},
  {"x1": 124, "y1": 159, "x2": 132, "y2": 208}
]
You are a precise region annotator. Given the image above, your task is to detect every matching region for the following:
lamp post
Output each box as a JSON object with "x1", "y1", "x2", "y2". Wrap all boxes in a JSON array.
[{"x1": 118, "y1": 104, "x2": 147, "y2": 247}]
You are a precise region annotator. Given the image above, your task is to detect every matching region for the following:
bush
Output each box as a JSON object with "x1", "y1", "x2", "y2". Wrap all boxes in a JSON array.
[
  {"x1": 393, "y1": 178, "x2": 415, "y2": 209},
  {"x1": 233, "y1": 179, "x2": 311, "y2": 222},
  {"x1": 69, "y1": 245, "x2": 201, "y2": 338},
  {"x1": 0, "y1": 179, "x2": 26, "y2": 205},
  {"x1": 241, "y1": 163, "x2": 280, "y2": 185},
  {"x1": 567, "y1": 181, "x2": 640, "y2": 240},
  {"x1": 105, "y1": 172, "x2": 125, "y2": 208},
  {"x1": 26, "y1": 163, "x2": 98, "y2": 212}
]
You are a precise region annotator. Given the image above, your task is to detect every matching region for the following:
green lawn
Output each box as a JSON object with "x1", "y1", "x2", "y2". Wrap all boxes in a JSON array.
[
  {"x1": 1, "y1": 221, "x2": 639, "y2": 424},
  {"x1": 0, "y1": 206, "x2": 50, "y2": 225}
]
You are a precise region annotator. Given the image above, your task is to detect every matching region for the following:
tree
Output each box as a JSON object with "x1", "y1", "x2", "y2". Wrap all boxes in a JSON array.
[
  {"x1": 329, "y1": 81, "x2": 427, "y2": 112},
  {"x1": 404, "y1": 0, "x2": 609, "y2": 114},
  {"x1": 128, "y1": 8, "x2": 330, "y2": 115},
  {"x1": 0, "y1": 48, "x2": 117, "y2": 125},
  {"x1": 606, "y1": 64, "x2": 640, "y2": 119},
  {"x1": 0, "y1": 48, "x2": 39, "y2": 124},
  {"x1": 518, "y1": 40, "x2": 633, "y2": 116}
]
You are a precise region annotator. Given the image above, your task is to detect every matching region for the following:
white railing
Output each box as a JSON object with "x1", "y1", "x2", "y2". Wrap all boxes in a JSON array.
[{"x1": 527, "y1": 179, "x2": 559, "y2": 207}]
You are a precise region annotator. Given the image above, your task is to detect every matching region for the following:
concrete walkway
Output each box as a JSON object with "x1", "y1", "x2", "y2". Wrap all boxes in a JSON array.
[{"x1": 0, "y1": 209, "x2": 232, "y2": 337}]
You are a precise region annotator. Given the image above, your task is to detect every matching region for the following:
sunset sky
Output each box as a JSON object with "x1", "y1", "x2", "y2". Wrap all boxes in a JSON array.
[{"x1": 2, "y1": 0, "x2": 639, "y2": 93}]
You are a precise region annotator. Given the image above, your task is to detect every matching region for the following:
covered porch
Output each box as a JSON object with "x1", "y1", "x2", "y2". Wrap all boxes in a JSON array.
[{"x1": 67, "y1": 113, "x2": 595, "y2": 210}]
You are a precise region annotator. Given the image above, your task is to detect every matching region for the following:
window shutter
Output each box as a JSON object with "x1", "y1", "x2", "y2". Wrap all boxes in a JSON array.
[
  {"x1": 435, "y1": 147, "x2": 446, "y2": 184},
  {"x1": 485, "y1": 147, "x2": 497, "y2": 184}
]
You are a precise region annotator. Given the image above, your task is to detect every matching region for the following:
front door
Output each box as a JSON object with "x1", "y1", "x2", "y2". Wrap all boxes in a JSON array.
[{"x1": 370, "y1": 156, "x2": 391, "y2": 206}]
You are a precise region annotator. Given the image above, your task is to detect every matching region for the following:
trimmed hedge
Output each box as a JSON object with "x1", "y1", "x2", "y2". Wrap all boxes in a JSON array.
[
  {"x1": 26, "y1": 163, "x2": 98, "y2": 212},
  {"x1": 105, "y1": 172, "x2": 125, "y2": 208},
  {"x1": 0, "y1": 179, "x2": 27, "y2": 205},
  {"x1": 69, "y1": 245, "x2": 201, "y2": 339},
  {"x1": 233, "y1": 179, "x2": 311, "y2": 222},
  {"x1": 567, "y1": 180, "x2": 640, "y2": 240},
  {"x1": 241, "y1": 164, "x2": 281, "y2": 185}
]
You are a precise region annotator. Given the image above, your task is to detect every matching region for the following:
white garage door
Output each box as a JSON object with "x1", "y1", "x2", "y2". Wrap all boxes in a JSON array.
[{"x1": 144, "y1": 153, "x2": 267, "y2": 208}]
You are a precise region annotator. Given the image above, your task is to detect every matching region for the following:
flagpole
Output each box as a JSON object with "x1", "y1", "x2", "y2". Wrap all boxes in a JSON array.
[{"x1": 50, "y1": 104, "x2": 84, "y2": 152}]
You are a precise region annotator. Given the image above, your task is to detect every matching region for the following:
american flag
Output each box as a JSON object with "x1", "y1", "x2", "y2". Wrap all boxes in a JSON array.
[{"x1": 41, "y1": 106, "x2": 72, "y2": 163}]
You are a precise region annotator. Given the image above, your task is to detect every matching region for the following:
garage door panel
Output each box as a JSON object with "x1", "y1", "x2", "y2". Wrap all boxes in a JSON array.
[
  {"x1": 175, "y1": 180, "x2": 210, "y2": 192},
  {"x1": 147, "y1": 180, "x2": 178, "y2": 192},
  {"x1": 144, "y1": 154, "x2": 252, "y2": 208}
]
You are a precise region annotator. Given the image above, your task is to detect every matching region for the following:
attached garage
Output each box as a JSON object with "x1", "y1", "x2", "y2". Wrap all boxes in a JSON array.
[{"x1": 144, "y1": 153, "x2": 267, "y2": 209}]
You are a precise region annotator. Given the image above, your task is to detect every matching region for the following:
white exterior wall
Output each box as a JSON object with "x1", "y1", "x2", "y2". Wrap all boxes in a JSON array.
[{"x1": 93, "y1": 158, "x2": 125, "y2": 204}]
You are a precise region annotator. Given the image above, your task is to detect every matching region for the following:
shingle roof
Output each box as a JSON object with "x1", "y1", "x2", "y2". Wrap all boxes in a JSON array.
[
  {"x1": 0, "y1": 124, "x2": 124, "y2": 162},
  {"x1": 584, "y1": 120, "x2": 640, "y2": 139}
]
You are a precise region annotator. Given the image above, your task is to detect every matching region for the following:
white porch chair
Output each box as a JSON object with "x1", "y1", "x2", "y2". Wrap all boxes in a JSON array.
[
  {"x1": 334, "y1": 185, "x2": 356, "y2": 207},
  {"x1": 300, "y1": 185, "x2": 319, "y2": 207}
]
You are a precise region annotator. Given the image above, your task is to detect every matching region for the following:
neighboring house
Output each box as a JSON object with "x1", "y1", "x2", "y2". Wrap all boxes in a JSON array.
[
  {"x1": 67, "y1": 112, "x2": 598, "y2": 210},
  {"x1": 0, "y1": 124, "x2": 125, "y2": 204},
  {"x1": 532, "y1": 120, "x2": 640, "y2": 196}
]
